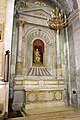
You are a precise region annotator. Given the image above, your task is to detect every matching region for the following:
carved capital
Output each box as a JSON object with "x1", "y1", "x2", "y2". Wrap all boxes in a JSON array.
[
  {"x1": 19, "y1": 1, "x2": 28, "y2": 9},
  {"x1": 16, "y1": 62, "x2": 23, "y2": 75},
  {"x1": 16, "y1": 20, "x2": 26, "y2": 27}
]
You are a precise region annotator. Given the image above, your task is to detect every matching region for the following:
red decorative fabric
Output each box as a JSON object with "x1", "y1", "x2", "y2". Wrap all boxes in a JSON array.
[{"x1": 33, "y1": 39, "x2": 44, "y2": 52}]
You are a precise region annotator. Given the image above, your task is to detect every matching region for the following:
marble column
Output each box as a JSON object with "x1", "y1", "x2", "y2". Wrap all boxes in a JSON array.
[
  {"x1": 3, "y1": 0, "x2": 15, "y2": 52},
  {"x1": 16, "y1": 20, "x2": 25, "y2": 75},
  {"x1": 3, "y1": 0, "x2": 15, "y2": 113},
  {"x1": 56, "y1": 29, "x2": 62, "y2": 79}
]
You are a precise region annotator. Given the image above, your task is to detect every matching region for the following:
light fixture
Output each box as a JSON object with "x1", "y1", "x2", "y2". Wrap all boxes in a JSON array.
[{"x1": 47, "y1": 1, "x2": 68, "y2": 30}]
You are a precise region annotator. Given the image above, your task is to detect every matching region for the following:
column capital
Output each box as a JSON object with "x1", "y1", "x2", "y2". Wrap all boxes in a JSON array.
[{"x1": 16, "y1": 20, "x2": 26, "y2": 27}]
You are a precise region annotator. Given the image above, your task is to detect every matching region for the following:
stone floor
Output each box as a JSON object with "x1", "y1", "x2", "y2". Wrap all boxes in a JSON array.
[{"x1": 8, "y1": 106, "x2": 80, "y2": 120}]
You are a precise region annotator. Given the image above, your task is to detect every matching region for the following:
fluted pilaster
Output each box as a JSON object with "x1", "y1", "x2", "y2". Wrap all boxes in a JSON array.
[
  {"x1": 16, "y1": 20, "x2": 25, "y2": 75},
  {"x1": 56, "y1": 30, "x2": 62, "y2": 78}
]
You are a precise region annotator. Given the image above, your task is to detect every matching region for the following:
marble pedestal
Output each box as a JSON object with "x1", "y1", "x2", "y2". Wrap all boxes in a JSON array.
[
  {"x1": 12, "y1": 75, "x2": 65, "y2": 110},
  {"x1": 24, "y1": 87, "x2": 65, "y2": 110}
]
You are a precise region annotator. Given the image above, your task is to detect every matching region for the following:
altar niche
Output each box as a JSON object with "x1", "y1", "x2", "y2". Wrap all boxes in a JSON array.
[{"x1": 33, "y1": 39, "x2": 44, "y2": 67}]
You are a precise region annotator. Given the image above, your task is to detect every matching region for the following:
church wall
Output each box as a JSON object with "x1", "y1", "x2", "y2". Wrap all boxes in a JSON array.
[
  {"x1": 0, "y1": 0, "x2": 6, "y2": 22},
  {"x1": 72, "y1": 18, "x2": 80, "y2": 107},
  {"x1": 60, "y1": 29, "x2": 69, "y2": 105},
  {"x1": 0, "y1": 0, "x2": 6, "y2": 77},
  {"x1": 67, "y1": 24, "x2": 77, "y2": 106},
  {"x1": 77, "y1": 0, "x2": 80, "y2": 9},
  {"x1": 68, "y1": 9, "x2": 80, "y2": 107},
  {"x1": 59, "y1": 8, "x2": 80, "y2": 106}
]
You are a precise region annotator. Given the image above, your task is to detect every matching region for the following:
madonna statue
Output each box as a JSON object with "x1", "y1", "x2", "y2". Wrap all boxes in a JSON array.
[
  {"x1": 34, "y1": 48, "x2": 41, "y2": 63},
  {"x1": 33, "y1": 48, "x2": 43, "y2": 66}
]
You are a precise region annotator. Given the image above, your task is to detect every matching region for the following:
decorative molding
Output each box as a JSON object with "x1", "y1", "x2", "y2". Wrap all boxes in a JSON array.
[
  {"x1": 34, "y1": 12, "x2": 47, "y2": 17},
  {"x1": 14, "y1": 79, "x2": 64, "y2": 86},
  {"x1": 19, "y1": 8, "x2": 50, "y2": 16},
  {"x1": 24, "y1": 27, "x2": 55, "y2": 46},
  {"x1": 34, "y1": 1, "x2": 47, "y2": 7},
  {"x1": 18, "y1": 7, "x2": 51, "y2": 26}
]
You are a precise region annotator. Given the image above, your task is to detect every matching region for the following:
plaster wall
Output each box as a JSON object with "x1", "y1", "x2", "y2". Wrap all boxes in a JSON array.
[
  {"x1": 68, "y1": 9, "x2": 80, "y2": 107},
  {"x1": 0, "y1": 0, "x2": 6, "y2": 77},
  {"x1": 72, "y1": 18, "x2": 80, "y2": 107}
]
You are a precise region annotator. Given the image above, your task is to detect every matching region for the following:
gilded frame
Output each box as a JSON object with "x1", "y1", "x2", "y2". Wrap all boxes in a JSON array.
[{"x1": 0, "y1": 23, "x2": 4, "y2": 42}]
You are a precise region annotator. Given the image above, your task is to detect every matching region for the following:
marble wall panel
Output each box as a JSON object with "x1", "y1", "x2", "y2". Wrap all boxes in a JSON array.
[
  {"x1": 26, "y1": 90, "x2": 64, "y2": 104},
  {"x1": 12, "y1": 90, "x2": 24, "y2": 110}
]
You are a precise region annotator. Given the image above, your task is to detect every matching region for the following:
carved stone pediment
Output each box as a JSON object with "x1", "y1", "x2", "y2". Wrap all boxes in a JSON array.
[{"x1": 18, "y1": 8, "x2": 50, "y2": 19}]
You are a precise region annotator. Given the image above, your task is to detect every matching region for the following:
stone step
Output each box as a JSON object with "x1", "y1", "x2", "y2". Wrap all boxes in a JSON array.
[
  {"x1": 8, "y1": 112, "x2": 80, "y2": 120},
  {"x1": 8, "y1": 107, "x2": 80, "y2": 120},
  {"x1": 27, "y1": 67, "x2": 51, "y2": 76},
  {"x1": 8, "y1": 117, "x2": 28, "y2": 120},
  {"x1": 28, "y1": 110, "x2": 80, "y2": 120}
]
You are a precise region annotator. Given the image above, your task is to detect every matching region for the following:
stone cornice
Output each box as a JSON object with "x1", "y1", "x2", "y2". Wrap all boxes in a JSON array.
[
  {"x1": 20, "y1": 7, "x2": 51, "y2": 15},
  {"x1": 18, "y1": 8, "x2": 51, "y2": 20},
  {"x1": 19, "y1": 11, "x2": 48, "y2": 20},
  {"x1": 17, "y1": 7, "x2": 51, "y2": 27},
  {"x1": 18, "y1": 13, "x2": 48, "y2": 27}
]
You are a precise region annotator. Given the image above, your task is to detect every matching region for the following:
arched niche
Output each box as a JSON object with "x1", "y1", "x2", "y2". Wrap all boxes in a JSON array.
[
  {"x1": 22, "y1": 26, "x2": 55, "y2": 76},
  {"x1": 33, "y1": 39, "x2": 44, "y2": 66}
]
